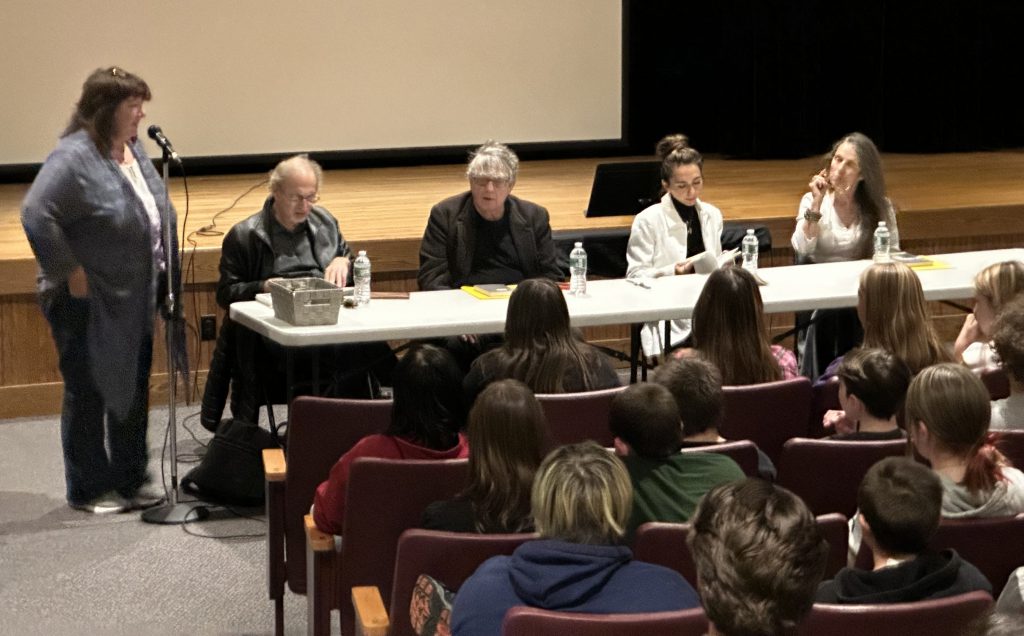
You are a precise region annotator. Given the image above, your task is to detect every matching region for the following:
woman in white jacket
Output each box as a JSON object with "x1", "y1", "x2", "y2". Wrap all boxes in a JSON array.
[{"x1": 626, "y1": 134, "x2": 726, "y2": 358}]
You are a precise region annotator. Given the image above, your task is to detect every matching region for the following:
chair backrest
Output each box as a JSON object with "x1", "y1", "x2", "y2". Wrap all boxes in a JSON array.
[
  {"x1": 679, "y1": 440, "x2": 762, "y2": 478},
  {"x1": 502, "y1": 606, "x2": 709, "y2": 636},
  {"x1": 979, "y1": 366, "x2": 1011, "y2": 400},
  {"x1": 337, "y1": 458, "x2": 470, "y2": 636},
  {"x1": 797, "y1": 590, "x2": 993, "y2": 636},
  {"x1": 388, "y1": 529, "x2": 536, "y2": 636},
  {"x1": 634, "y1": 513, "x2": 850, "y2": 586},
  {"x1": 283, "y1": 396, "x2": 392, "y2": 594},
  {"x1": 720, "y1": 376, "x2": 813, "y2": 464},
  {"x1": 809, "y1": 377, "x2": 841, "y2": 438},
  {"x1": 854, "y1": 514, "x2": 1024, "y2": 596},
  {"x1": 995, "y1": 430, "x2": 1024, "y2": 470},
  {"x1": 776, "y1": 438, "x2": 909, "y2": 517},
  {"x1": 536, "y1": 385, "x2": 627, "y2": 448},
  {"x1": 930, "y1": 514, "x2": 1024, "y2": 596}
]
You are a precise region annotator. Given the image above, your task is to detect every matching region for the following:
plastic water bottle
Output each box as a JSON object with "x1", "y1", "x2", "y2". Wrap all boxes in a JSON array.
[
  {"x1": 741, "y1": 228, "x2": 759, "y2": 272},
  {"x1": 353, "y1": 250, "x2": 371, "y2": 305},
  {"x1": 873, "y1": 222, "x2": 892, "y2": 263},
  {"x1": 569, "y1": 242, "x2": 587, "y2": 296}
]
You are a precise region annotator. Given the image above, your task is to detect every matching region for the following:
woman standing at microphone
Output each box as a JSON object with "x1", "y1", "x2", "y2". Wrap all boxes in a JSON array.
[
  {"x1": 791, "y1": 132, "x2": 899, "y2": 377},
  {"x1": 21, "y1": 66, "x2": 181, "y2": 514}
]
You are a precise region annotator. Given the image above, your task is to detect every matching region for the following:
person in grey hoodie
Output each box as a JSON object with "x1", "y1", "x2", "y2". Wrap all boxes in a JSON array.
[
  {"x1": 818, "y1": 457, "x2": 991, "y2": 604},
  {"x1": 850, "y1": 364, "x2": 1024, "y2": 557},
  {"x1": 450, "y1": 442, "x2": 699, "y2": 636}
]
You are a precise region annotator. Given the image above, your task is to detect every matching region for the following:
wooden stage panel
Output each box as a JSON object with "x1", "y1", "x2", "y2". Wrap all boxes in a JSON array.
[{"x1": 1, "y1": 151, "x2": 1023, "y2": 418}]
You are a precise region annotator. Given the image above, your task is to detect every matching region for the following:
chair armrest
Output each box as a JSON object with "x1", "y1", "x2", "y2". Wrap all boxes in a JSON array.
[
  {"x1": 263, "y1": 447, "x2": 287, "y2": 482},
  {"x1": 265, "y1": 447, "x2": 288, "y2": 603},
  {"x1": 352, "y1": 586, "x2": 390, "y2": 636},
  {"x1": 305, "y1": 514, "x2": 335, "y2": 553},
  {"x1": 306, "y1": 514, "x2": 339, "y2": 636}
]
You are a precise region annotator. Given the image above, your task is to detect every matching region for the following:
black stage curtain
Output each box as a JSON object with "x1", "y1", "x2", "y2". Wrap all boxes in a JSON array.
[{"x1": 626, "y1": 0, "x2": 1024, "y2": 158}]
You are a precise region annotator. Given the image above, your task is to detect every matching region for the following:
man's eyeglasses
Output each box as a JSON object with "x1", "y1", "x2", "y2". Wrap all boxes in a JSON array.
[{"x1": 287, "y1": 193, "x2": 320, "y2": 205}]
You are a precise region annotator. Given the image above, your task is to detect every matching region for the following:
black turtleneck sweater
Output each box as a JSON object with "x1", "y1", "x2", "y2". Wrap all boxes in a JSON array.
[{"x1": 671, "y1": 197, "x2": 706, "y2": 256}]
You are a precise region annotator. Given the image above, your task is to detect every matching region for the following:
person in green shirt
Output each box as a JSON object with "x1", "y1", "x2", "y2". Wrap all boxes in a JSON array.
[{"x1": 609, "y1": 382, "x2": 745, "y2": 540}]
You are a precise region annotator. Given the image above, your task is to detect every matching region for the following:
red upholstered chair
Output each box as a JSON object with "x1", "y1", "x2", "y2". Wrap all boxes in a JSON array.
[
  {"x1": 854, "y1": 514, "x2": 1024, "y2": 596},
  {"x1": 679, "y1": 440, "x2": 762, "y2": 478},
  {"x1": 995, "y1": 430, "x2": 1024, "y2": 469},
  {"x1": 262, "y1": 396, "x2": 392, "y2": 635},
  {"x1": 633, "y1": 513, "x2": 850, "y2": 584},
  {"x1": 536, "y1": 385, "x2": 627, "y2": 449},
  {"x1": 350, "y1": 529, "x2": 537, "y2": 636},
  {"x1": 775, "y1": 438, "x2": 909, "y2": 517},
  {"x1": 501, "y1": 606, "x2": 709, "y2": 636},
  {"x1": 809, "y1": 377, "x2": 841, "y2": 438},
  {"x1": 305, "y1": 458, "x2": 469, "y2": 636},
  {"x1": 797, "y1": 590, "x2": 993, "y2": 636},
  {"x1": 979, "y1": 366, "x2": 1011, "y2": 400},
  {"x1": 720, "y1": 376, "x2": 813, "y2": 464}
]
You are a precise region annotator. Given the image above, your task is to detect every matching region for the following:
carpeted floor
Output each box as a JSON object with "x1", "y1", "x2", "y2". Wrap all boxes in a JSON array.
[{"x1": 0, "y1": 404, "x2": 314, "y2": 635}]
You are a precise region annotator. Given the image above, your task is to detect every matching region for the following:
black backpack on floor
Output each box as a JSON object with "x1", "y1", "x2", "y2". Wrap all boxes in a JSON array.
[{"x1": 182, "y1": 418, "x2": 281, "y2": 507}]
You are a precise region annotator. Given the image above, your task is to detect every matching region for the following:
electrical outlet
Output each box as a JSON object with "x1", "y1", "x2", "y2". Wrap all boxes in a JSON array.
[{"x1": 200, "y1": 315, "x2": 217, "y2": 341}]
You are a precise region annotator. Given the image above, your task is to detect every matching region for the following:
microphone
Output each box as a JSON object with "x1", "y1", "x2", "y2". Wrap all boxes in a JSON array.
[{"x1": 147, "y1": 125, "x2": 181, "y2": 163}]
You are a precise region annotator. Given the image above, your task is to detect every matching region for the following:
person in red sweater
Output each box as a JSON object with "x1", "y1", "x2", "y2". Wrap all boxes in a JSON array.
[{"x1": 312, "y1": 344, "x2": 469, "y2": 534}]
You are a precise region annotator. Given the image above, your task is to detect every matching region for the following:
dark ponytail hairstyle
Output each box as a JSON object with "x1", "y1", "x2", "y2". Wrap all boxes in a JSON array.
[{"x1": 656, "y1": 133, "x2": 703, "y2": 183}]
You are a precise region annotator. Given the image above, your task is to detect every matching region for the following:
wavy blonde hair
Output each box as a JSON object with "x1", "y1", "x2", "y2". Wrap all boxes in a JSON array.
[
  {"x1": 859, "y1": 263, "x2": 952, "y2": 374},
  {"x1": 532, "y1": 442, "x2": 631, "y2": 545}
]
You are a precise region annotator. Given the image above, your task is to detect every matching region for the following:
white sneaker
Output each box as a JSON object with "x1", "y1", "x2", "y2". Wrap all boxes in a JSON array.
[
  {"x1": 70, "y1": 491, "x2": 130, "y2": 514},
  {"x1": 128, "y1": 484, "x2": 167, "y2": 510}
]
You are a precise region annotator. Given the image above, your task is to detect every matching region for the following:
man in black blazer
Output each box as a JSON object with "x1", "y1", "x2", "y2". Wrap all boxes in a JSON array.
[{"x1": 417, "y1": 141, "x2": 562, "y2": 291}]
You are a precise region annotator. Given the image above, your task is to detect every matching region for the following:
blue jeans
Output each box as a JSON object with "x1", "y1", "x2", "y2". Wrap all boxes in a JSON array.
[{"x1": 41, "y1": 287, "x2": 152, "y2": 505}]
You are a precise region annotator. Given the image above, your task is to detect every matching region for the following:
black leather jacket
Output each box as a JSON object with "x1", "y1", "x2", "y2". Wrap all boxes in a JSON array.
[{"x1": 216, "y1": 197, "x2": 351, "y2": 309}]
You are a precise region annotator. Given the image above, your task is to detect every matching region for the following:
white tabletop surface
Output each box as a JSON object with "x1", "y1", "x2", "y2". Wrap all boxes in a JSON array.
[{"x1": 230, "y1": 248, "x2": 1024, "y2": 347}]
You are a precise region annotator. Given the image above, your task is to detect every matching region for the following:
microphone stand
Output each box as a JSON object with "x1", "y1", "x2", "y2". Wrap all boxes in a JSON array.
[{"x1": 143, "y1": 149, "x2": 209, "y2": 525}]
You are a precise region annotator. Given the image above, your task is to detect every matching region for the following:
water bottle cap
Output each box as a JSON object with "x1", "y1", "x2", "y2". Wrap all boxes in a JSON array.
[
  {"x1": 878, "y1": 222, "x2": 886, "y2": 228},
  {"x1": 746, "y1": 228, "x2": 755, "y2": 234},
  {"x1": 574, "y1": 242, "x2": 583, "y2": 248},
  {"x1": 358, "y1": 250, "x2": 367, "y2": 256}
]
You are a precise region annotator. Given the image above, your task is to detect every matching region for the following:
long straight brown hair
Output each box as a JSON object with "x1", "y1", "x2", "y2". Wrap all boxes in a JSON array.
[
  {"x1": 488, "y1": 278, "x2": 597, "y2": 393},
  {"x1": 859, "y1": 263, "x2": 952, "y2": 374},
  {"x1": 462, "y1": 380, "x2": 547, "y2": 533},
  {"x1": 692, "y1": 267, "x2": 782, "y2": 386}
]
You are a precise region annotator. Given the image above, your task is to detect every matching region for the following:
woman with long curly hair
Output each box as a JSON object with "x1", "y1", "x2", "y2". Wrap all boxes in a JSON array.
[{"x1": 463, "y1": 278, "x2": 620, "y2": 402}]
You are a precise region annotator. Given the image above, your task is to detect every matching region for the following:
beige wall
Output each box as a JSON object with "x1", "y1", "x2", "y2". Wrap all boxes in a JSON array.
[{"x1": 0, "y1": 0, "x2": 621, "y2": 164}]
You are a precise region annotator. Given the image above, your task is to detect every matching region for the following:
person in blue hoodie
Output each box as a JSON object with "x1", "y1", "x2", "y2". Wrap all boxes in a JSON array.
[{"x1": 450, "y1": 441, "x2": 700, "y2": 635}]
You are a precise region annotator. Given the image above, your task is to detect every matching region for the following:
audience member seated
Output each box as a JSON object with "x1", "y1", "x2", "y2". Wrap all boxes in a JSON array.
[
  {"x1": 653, "y1": 357, "x2": 776, "y2": 479},
  {"x1": 462, "y1": 278, "x2": 620, "y2": 403},
  {"x1": 609, "y1": 382, "x2": 744, "y2": 539},
  {"x1": 450, "y1": 441, "x2": 700, "y2": 636},
  {"x1": 417, "y1": 141, "x2": 562, "y2": 370},
  {"x1": 906, "y1": 364, "x2": 1024, "y2": 518},
  {"x1": 823, "y1": 348, "x2": 911, "y2": 440},
  {"x1": 818, "y1": 457, "x2": 991, "y2": 604},
  {"x1": 689, "y1": 479, "x2": 829, "y2": 636},
  {"x1": 201, "y1": 154, "x2": 394, "y2": 430},
  {"x1": 849, "y1": 363, "x2": 1024, "y2": 558},
  {"x1": 626, "y1": 133, "x2": 728, "y2": 358},
  {"x1": 820, "y1": 262, "x2": 952, "y2": 383},
  {"x1": 674, "y1": 266, "x2": 798, "y2": 384},
  {"x1": 955, "y1": 261, "x2": 1024, "y2": 370},
  {"x1": 422, "y1": 379, "x2": 546, "y2": 533},
  {"x1": 990, "y1": 296, "x2": 1024, "y2": 430},
  {"x1": 312, "y1": 345, "x2": 469, "y2": 535}
]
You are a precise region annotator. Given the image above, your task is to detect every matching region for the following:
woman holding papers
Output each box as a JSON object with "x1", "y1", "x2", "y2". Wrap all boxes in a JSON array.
[{"x1": 626, "y1": 134, "x2": 728, "y2": 358}]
